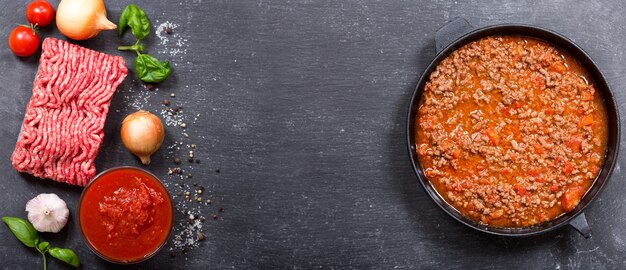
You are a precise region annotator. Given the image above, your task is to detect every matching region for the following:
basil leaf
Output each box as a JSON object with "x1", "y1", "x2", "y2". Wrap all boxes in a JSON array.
[
  {"x1": 37, "y1": 241, "x2": 50, "y2": 253},
  {"x1": 118, "y1": 5, "x2": 132, "y2": 36},
  {"x1": 118, "y1": 4, "x2": 150, "y2": 40},
  {"x1": 2, "y1": 217, "x2": 39, "y2": 248},
  {"x1": 134, "y1": 54, "x2": 171, "y2": 83},
  {"x1": 49, "y1": 247, "x2": 80, "y2": 267}
]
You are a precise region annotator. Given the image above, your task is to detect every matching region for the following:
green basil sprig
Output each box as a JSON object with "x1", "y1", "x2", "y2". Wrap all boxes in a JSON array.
[
  {"x1": 118, "y1": 4, "x2": 171, "y2": 83},
  {"x1": 49, "y1": 248, "x2": 81, "y2": 267},
  {"x1": 2, "y1": 217, "x2": 80, "y2": 269},
  {"x1": 119, "y1": 4, "x2": 151, "y2": 41},
  {"x1": 3, "y1": 216, "x2": 39, "y2": 247},
  {"x1": 135, "y1": 54, "x2": 171, "y2": 83}
]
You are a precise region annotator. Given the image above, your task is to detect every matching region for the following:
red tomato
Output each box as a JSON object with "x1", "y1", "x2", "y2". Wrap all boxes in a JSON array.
[
  {"x1": 26, "y1": 0, "x2": 55, "y2": 27},
  {"x1": 8, "y1": 25, "x2": 40, "y2": 57}
]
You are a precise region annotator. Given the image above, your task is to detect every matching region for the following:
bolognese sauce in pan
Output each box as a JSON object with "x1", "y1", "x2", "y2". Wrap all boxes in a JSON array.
[{"x1": 416, "y1": 36, "x2": 608, "y2": 227}]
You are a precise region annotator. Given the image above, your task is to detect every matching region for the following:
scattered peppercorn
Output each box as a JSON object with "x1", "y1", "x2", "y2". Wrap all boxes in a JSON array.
[
  {"x1": 165, "y1": 26, "x2": 173, "y2": 34},
  {"x1": 219, "y1": 208, "x2": 224, "y2": 213},
  {"x1": 174, "y1": 157, "x2": 181, "y2": 164},
  {"x1": 177, "y1": 191, "x2": 183, "y2": 196},
  {"x1": 215, "y1": 169, "x2": 220, "y2": 173},
  {"x1": 212, "y1": 214, "x2": 218, "y2": 220},
  {"x1": 170, "y1": 252, "x2": 176, "y2": 258},
  {"x1": 188, "y1": 157, "x2": 194, "y2": 163},
  {"x1": 187, "y1": 173, "x2": 193, "y2": 178},
  {"x1": 145, "y1": 84, "x2": 156, "y2": 91},
  {"x1": 197, "y1": 232, "x2": 205, "y2": 241},
  {"x1": 195, "y1": 159, "x2": 201, "y2": 164},
  {"x1": 163, "y1": 99, "x2": 170, "y2": 106}
]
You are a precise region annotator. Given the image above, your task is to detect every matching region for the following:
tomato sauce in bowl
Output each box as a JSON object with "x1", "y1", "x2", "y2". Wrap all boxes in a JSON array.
[{"x1": 78, "y1": 167, "x2": 173, "y2": 264}]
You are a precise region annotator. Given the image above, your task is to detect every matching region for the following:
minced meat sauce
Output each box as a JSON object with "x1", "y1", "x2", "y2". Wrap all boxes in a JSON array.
[{"x1": 416, "y1": 36, "x2": 608, "y2": 227}]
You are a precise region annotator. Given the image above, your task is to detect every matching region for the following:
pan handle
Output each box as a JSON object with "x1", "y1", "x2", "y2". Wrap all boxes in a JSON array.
[
  {"x1": 435, "y1": 17, "x2": 474, "y2": 54},
  {"x1": 569, "y1": 212, "x2": 591, "y2": 238}
]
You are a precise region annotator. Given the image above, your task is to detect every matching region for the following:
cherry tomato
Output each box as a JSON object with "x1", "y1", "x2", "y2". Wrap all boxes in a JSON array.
[
  {"x1": 8, "y1": 25, "x2": 40, "y2": 57},
  {"x1": 26, "y1": 0, "x2": 55, "y2": 27}
]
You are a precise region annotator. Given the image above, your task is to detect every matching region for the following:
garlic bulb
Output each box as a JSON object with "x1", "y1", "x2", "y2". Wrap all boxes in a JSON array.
[{"x1": 25, "y1": 193, "x2": 70, "y2": 233}]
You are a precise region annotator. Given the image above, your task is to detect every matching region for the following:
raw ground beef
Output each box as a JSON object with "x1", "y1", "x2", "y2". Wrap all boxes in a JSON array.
[{"x1": 11, "y1": 38, "x2": 128, "y2": 186}]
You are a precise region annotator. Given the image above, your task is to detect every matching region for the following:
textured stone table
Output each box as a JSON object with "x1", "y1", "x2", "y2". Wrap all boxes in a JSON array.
[{"x1": 0, "y1": 0, "x2": 624, "y2": 269}]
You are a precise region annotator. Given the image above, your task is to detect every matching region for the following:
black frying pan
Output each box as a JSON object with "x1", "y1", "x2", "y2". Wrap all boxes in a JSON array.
[{"x1": 406, "y1": 18, "x2": 620, "y2": 237}]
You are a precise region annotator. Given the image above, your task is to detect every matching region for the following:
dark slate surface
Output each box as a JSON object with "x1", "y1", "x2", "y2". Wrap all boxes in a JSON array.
[{"x1": 0, "y1": 0, "x2": 625, "y2": 269}]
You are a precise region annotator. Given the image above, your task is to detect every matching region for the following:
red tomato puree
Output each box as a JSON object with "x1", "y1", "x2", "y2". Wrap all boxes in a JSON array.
[{"x1": 79, "y1": 168, "x2": 172, "y2": 262}]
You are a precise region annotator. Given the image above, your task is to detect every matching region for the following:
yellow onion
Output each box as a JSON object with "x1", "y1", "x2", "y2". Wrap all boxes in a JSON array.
[
  {"x1": 120, "y1": 110, "x2": 164, "y2": 165},
  {"x1": 56, "y1": 0, "x2": 116, "y2": 40}
]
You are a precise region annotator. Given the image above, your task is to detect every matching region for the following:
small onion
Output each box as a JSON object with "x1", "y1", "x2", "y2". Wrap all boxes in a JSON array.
[
  {"x1": 120, "y1": 110, "x2": 164, "y2": 165},
  {"x1": 56, "y1": 0, "x2": 116, "y2": 40}
]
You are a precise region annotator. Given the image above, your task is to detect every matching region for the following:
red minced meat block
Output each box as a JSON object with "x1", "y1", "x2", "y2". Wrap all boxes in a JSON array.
[{"x1": 11, "y1": 38, "x2": 128, "y2": 186}]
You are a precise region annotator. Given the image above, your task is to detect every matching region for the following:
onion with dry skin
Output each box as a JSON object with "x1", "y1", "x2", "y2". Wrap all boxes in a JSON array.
[
  {"x1": 120, "y1": 110, "x2": 164, "y2": 165},
  {"x1": 56, "y1": 0, "x2": 116, "y2": 40}
]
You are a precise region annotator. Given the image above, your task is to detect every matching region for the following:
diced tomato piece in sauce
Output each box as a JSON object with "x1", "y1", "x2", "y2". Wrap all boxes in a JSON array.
[
  {"x1": 561, "y1": 186, "x2": 586, "y2": 211},
  {"x1": 533, "y1": 76, "x2": 545, "y2": 88},
  {"x1": 501, "y1": 107, "x2": 511, "y2": 116},
  {"x1": 528, "y1": 168, "x2": 540, "y2": 177},
  {"x1": 549, "y1": 63, "x2": 567, "y2": 73},
  {"x1": 550, "y1": 184, "x2": 559, "y2": 193},
  {"x1": 451, "y1": 149, "x2": 461, "y2": 159},
  {"x1": 581, "y1": 91, "x2": 594, "y2": 101},
  {"x1": 490, "y1": 209, "x2": 504, "y2": 219},
  {"x1": 514, "y1": 185, "x2": 527, "y2": 196},
  {"x1": 578, "y1": 115, "x2": 594, "y2": 128},
  {"x1": 562, "y1": 162, "x2": 574, "y2": 176},
  {"x1": 485, "y1": 129, "x2": 500, "y2": 146},
  {"x1": 566, "y1": 135, "x2": 583, "y2": 152},
  {"x1": 533, "y1": 143, "x2": 545, "y2": 155}
]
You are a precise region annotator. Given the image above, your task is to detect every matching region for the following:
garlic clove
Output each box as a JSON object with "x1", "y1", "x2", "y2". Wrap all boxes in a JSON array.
[{"x1": 25, "y1": 193, "x2": 70, "y2": 233}]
